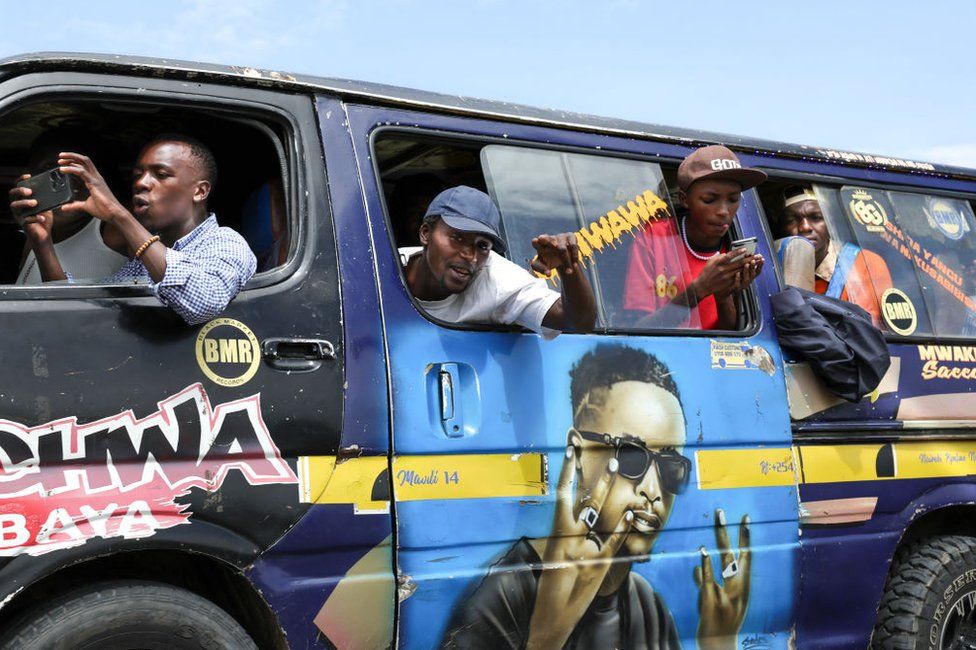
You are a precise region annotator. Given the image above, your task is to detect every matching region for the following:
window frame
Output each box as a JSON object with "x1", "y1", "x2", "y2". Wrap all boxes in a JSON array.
[
  {"x1": 0, "y1": 71, "x2": 314, "y2": 300},
  {"x1": 754, "y1": 168, "x2": 976, "y2": 343},
  {"x1": 369, "y1": 125, "x2": 762, "y2": 338}
]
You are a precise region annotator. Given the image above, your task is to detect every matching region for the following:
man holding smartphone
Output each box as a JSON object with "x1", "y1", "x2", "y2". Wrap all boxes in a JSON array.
[
  {"x1": 8, "y1": 133, "x2": 256, "y2": 325},
  {"x1": 442, "y1": 345, "x2": 751, "y2": 649}
]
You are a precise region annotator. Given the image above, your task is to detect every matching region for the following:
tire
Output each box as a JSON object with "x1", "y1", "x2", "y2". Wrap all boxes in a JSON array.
[
  {"x1": 873, "y1": 535, "x2": 976, "y2": 650},
  {"x1": 0, "y1": 580, "x2": 257, "y2": 650}
]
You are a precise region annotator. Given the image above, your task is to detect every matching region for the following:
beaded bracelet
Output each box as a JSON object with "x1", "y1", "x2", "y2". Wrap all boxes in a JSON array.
[{"x1": 134, "y1": 235, "x2": 160, "y2": 259}]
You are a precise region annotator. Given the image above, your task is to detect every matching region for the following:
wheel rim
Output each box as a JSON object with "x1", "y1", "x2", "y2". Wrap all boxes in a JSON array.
[{"x1": 941, "y1": 588, "x2": 976, "y2": 650}]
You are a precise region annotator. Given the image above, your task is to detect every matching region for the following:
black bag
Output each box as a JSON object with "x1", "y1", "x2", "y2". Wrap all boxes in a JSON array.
[{"x1": 771, "y1": 287, "x2": 891, "y2": 402}]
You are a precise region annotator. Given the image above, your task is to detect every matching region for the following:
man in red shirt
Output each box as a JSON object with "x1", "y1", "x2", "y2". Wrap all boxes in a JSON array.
[{"x1": 624, "y1": 145, "x2": 766, "y2": 329}]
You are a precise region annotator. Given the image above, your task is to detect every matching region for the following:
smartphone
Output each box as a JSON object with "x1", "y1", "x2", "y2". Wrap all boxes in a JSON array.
[
  {"x1": 730, "y1": 236, "x2": 758, "y2": 256},
  {"x1": 12, "y1": 168, "x2": 84, "y2": 219}
]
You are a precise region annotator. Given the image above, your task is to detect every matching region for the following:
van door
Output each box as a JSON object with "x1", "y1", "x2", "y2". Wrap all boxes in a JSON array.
[
  {"x1": 348, "y1": 103, "x2": 799, "y2": 649},
  {"x1": 0, "y1": 71, "x2": 354, "y2": 646}
]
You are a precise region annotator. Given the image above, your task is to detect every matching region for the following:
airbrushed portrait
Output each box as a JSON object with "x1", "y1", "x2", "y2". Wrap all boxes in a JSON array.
[{"x1": 443, "y1": 345, "x2": 752, "y2": 649}]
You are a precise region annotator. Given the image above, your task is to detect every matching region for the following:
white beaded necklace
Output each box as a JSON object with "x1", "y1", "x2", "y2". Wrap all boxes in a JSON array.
[{"x1": 680, "y1": 217, "x2": 719, "y2": 261}]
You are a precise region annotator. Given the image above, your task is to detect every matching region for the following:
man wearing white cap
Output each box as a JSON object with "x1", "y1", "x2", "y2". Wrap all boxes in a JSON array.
[{"x1": 774, "y1": 185, "x2": 892, "y2": 326}]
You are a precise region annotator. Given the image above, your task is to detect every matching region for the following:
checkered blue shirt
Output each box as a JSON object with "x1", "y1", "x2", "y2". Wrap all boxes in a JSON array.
[{"x1": 108, "y1": 215, "x2": 257, "y2": 325}]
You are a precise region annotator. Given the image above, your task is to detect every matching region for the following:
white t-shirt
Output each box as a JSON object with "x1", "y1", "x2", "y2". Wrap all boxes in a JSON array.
[
  {"x1": 18, "y1": 218, "x2": 127, "y2": 284},
  {"x1": 401, "y1": 247, "x2": 561, "y2": 339}
]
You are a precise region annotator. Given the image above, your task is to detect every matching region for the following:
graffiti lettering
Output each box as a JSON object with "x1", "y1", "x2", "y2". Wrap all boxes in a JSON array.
[
  {"x1": 0, "y1": 384, "x2": 296, "y2": 556},
  {"x1": 533, "y1": 189, "x2": 670, "y2": 282}
]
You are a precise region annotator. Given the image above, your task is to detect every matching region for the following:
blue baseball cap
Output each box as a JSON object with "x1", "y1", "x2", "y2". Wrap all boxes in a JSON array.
[{"x1": 424, "y1": 186, "x2": 506, "y2": 253}]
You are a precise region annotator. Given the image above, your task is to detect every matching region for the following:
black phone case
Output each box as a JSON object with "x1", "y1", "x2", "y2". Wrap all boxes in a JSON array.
[{"x1": 13, "y1": 169, "x2": 82, "y2": 219}]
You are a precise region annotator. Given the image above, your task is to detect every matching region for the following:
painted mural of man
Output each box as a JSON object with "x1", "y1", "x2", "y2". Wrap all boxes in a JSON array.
[{"x1": 442, "y1": 345, "x2": 750, "y2": 649}]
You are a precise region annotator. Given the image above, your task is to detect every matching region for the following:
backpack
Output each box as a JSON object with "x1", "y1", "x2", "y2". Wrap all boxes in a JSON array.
[{"x1": 771, "y1": 287, "x2": 891, "y2": 402}]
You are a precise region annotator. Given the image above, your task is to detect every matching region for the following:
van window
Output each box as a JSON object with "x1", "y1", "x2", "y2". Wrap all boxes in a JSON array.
[
  {"x1": 482, "y1": 145, "x2": 694, "y2": 330},
  {"x1": 375, "y1": 132, "x2": 756, "y2": 333},
  {"x1": 885, "y1": 191, "x2": 976, "y2": 336},
  {"x1": 0, "y1": 98, "x2": 291, "y2": 287},
  {"x1": 764, "y1": 180, "x2": 976, "y2": 339},
  {"x1": 820, "y1": 184, "x2": 976, "y2": 338}
]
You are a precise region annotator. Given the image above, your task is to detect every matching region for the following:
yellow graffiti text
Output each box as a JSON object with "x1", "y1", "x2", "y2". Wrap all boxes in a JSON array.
[
  {"x1": 533, "y1": 189, "x2": 670, "y2": 281},
  {"x1": 918, "y1": 345, "x2": 976, "y2": 363},
  {"x1": 921, "y1": 360, "x2": 976, "y2": 381}
]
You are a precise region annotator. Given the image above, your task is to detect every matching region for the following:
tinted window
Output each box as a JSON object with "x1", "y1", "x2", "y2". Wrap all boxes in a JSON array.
[{"x1": 813, "y1": 184, "x2": 976, "y2": 338}]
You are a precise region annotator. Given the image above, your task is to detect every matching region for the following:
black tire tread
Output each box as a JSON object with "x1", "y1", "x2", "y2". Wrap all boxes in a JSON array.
[
  {"x1": 872, "y1": 535, "x2": 976, "y2": 650},
  {"x1": 0, "y1": 579, "x2": 257, "y2": 650}
]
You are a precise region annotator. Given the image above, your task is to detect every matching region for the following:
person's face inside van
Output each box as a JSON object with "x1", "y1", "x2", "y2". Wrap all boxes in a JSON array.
[
  {"x1": 132, "y1": 141, "x2": 208, "y2": 232},
  {"x1": 681, "y1": 179, "x2": 742, "y2": 244},
  {"x1": 419, "y1": 218, "x2": 493, "y2": 295},
  {"x1": 571, "y1": 380, "x2": 686, "y2": 558},
  {"x1": 779, "y1": 200, "x2": 830, "y2": 262}
]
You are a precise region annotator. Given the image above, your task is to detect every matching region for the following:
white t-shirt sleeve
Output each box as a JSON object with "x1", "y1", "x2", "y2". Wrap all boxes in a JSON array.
[{"x1": 484, "y1": 253, "x2": 561, "y2": 339}]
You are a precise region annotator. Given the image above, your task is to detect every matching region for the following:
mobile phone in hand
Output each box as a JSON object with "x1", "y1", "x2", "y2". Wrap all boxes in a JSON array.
[
  {"x1": 12, "y1": 168, "x2": 85, "y2": 219},
  {"x1": 730, "y1": 236, "x2": 758, "y2": 256}
]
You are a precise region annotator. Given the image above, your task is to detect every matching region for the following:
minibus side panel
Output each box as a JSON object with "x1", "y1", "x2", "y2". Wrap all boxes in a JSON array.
[{"x1": 348, "y1": 104, "x2": 800, "y2": 649}]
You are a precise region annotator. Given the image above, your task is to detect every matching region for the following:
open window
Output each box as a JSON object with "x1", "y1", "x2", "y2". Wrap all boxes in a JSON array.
[
  {"x1": 0, "y1": 96, "x2": 292, "y2": 286},
  {"x1": 374, "y1": 131, "x2": 755, "y2": 334}
]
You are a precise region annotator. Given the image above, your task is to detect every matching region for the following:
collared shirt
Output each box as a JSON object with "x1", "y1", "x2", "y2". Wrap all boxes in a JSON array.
[{"x1": 108, "y1": 215, "x2": 257, "y2": 325}]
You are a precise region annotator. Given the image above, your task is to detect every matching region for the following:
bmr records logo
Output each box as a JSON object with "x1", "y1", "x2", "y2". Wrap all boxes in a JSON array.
[
  {"x1": 926, "y1": 198, "x2": 969, "y2": 241},
  {"x1": 195, "y1": 318, "x2": 261, "y2": 387},
  {"x1": 881, "y1": 288, "x2": 917, "y2": 336},
  {"x1": 848, "y1": 188, "x2": 888, "y2": 232}
]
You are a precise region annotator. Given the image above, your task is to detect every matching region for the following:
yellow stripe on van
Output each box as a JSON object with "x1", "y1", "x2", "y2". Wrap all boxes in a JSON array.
[
  {"x1": 795, "y1": 444, "x2": 889, "y2": 484},
  {"x1": 298, "y1": 453, "x2": 546, "y2": 507},
  {"x1": 695, "y1": 448, "x2": 797, "y2": 490},
  {"x1": 301, "y1": 455, "x2": 389, "y2": 511},
  {"x1": 392, "y1": 453, "x2": 547, "y2": 501},
  {"x1": 893, "y1": 442, "x2": 976, "y2": 479},
  {"x1": 299, "y1": 440, "x2": 976, "y2": 504}
]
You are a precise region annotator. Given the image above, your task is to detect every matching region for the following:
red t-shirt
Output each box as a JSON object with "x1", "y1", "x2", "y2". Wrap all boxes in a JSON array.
[{"x1": 623, "y1": 218, "x2": 726, "y2": 329}]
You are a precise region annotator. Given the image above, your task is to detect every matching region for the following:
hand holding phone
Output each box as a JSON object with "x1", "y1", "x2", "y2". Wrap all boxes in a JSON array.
[
  {"x1": 729, "y1": 236, "x2": 758, "y2": 256},
  {"x1": 11, "y1": 168, "x2": 85, "y2": 220}
]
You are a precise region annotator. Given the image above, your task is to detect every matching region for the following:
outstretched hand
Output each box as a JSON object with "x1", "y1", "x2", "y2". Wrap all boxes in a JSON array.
[
  {"x1": 694, "y1": 508, "x2": 751, "y2": 650},
  {"x1": 531, "y1": 232, "x2": 582, "y2": 277}
]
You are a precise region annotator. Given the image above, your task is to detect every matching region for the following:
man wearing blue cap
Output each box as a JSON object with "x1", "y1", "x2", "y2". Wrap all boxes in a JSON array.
[{"x1": 403, "y1": 186, "x2": 596, "y2": 336}]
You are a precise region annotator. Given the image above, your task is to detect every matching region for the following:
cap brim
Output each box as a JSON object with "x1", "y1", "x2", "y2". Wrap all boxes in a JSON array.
[
  {"x1": 440, "y1": 214, "x2": 507, "y2": 252},
  {"x1": 689, "y1": 168, "x2": 768, "y2": 191}
]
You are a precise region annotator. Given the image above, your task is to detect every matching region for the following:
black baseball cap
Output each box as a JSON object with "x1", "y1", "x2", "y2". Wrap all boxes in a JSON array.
[{"x1": 424, "y1": 186, "x2": 506, "y2": 253}]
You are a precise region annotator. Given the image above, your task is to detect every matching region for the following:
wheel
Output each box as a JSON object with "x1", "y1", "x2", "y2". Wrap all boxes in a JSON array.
[
  {"x1": 873, "y1": 535, "x2": 976, "y2": 650},
  {"x1": 0, "y1": 580, "x2": 257, "y2": 650}
]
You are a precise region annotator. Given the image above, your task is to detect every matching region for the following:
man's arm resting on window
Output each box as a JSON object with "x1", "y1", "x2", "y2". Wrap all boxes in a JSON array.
[{"x1": 153, "y1": 239, "x2": 257, "y2": 325}]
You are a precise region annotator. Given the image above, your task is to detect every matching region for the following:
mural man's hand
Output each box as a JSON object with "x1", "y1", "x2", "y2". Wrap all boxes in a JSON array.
[
  {"x1": 526, "y1": 447, "x2": 632, "y2": 650},
  {"x1": 694, "y1": 508, "x2": 751, "y2": 650}
]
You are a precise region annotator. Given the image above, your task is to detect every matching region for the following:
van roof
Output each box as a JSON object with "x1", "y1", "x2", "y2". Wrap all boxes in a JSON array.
[{"x1": 1, "y1": 51, "x2": 971, "y2": 181}]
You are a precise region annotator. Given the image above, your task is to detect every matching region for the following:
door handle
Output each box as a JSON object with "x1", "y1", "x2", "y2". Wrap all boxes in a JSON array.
[
  {"x1": 438, "y1": 363, "x2": 463, "y2": 438},
  {"x1": 262, "y1": 338, "x2": 336, "y2": 372}
]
